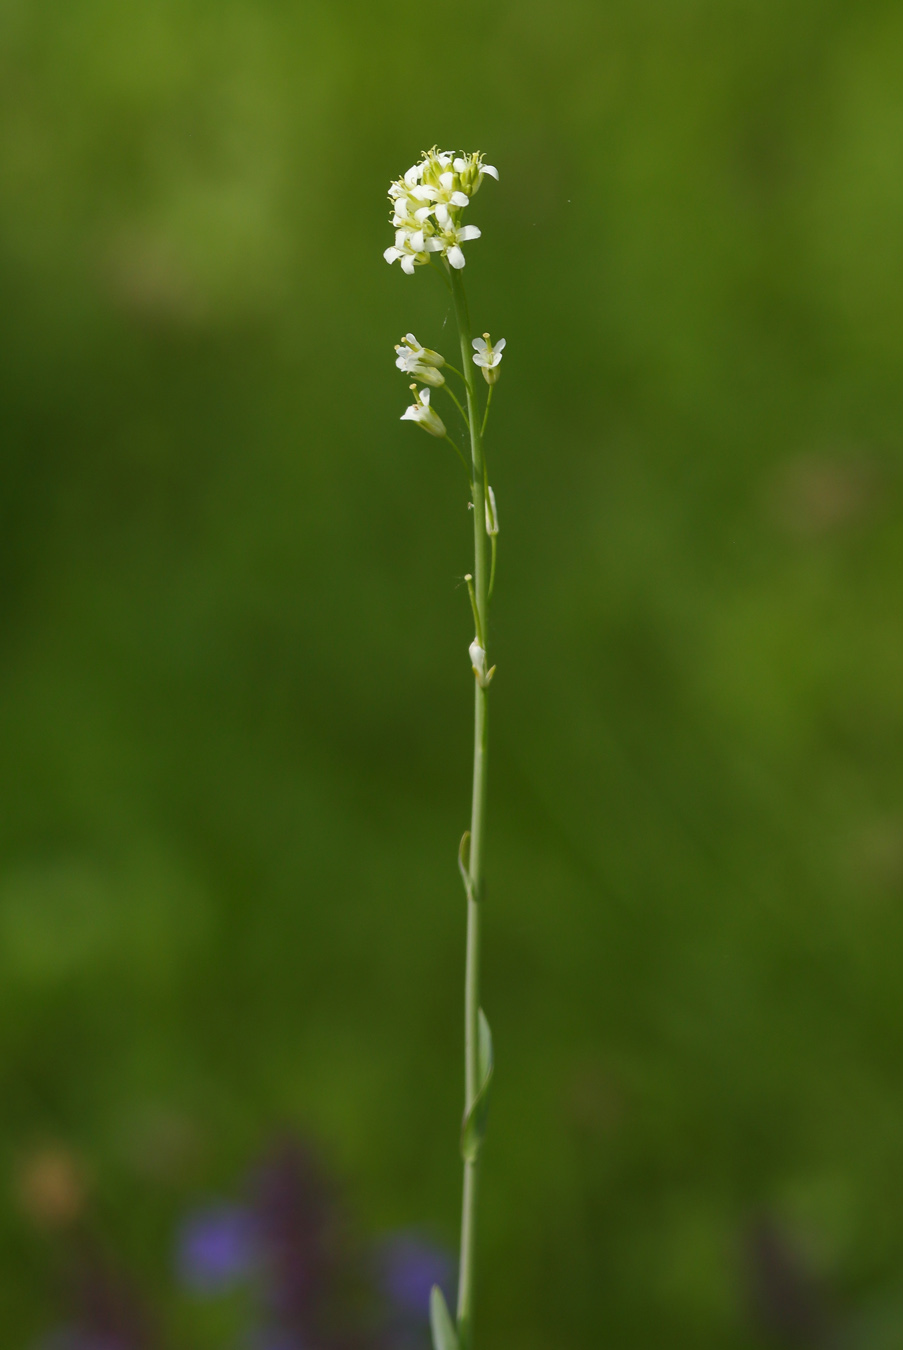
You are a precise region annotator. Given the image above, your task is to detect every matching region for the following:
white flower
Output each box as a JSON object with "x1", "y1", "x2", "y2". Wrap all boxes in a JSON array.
[
  {"x1": 409, "y1": 171, "x2": 470, "y2": 210},
  {"x1": 472, "y1": 333, "x2": 506, "y2": 383},
  {"x1": 395, "y1": 334, "x2": 445, "y2": 368},
  {"x1": 388, "y1": 163, "x2": 425, "y2": 200},
  {"x1": 400, "y1": 385, "x2": 446, "y2": 438},
  {"x1": 395, "y1": 334, "x2": 446, "y2": 386},
  {"x1": 391, "y1": 198, "x2": 434, "y2": 232},
  {"x1": 383, "y1": 229, "x2": 437, "y2": 274},
  {"x1": 484, "y1": 485, "x2": 499, "y2": 536},
  {"x1": 434, "y1": 205, "x2": 481, "y2": 269},
  {"x1": 445, "y1": 226, "x2": 481, "y2": 268},
  {"x1": 469, "y1": 637, "x2": 495, "y2": 688}
]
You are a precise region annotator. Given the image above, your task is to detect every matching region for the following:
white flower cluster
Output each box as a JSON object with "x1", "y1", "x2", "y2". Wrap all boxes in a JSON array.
[{"x1": 384, "y1": 148, "x2": 498, "y2": 275}]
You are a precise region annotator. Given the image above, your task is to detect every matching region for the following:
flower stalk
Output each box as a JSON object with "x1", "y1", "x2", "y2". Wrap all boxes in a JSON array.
[
  {"x1": 385, "y1": 149, "x2": 506, "y2": 1350},
  {"x1": 449, "y1": 260, "x2": 490, "y2": 1350}
]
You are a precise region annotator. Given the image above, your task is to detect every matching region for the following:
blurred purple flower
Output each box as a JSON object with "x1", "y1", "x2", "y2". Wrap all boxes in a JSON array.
[
  {"x1": 51, "y1": 1243, "x2": 155, "y2": 1350},
  {"x1": 248, "y1": 1135, "x2": 382, "y2": 1350},
  {"x1": 251, "y1": 1139, "x2": 333, "y2": 1323},
  {"x1": 177, "y1": 1203, "x2": 257, "y2": 1293},
  {"x1": 378, "y1": 1232, "x2": 455, "y2": 1319},
  {"x1": 743, "y1": 1215, "x2": 833, "y2": 1348}
]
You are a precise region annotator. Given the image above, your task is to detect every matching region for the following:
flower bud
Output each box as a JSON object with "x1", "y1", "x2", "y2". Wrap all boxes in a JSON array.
[
  {"x1": 452, "y1": 153, "x2": 499, "y2": 198},
  {"x1": 405, "y1": 361, "x2": 446, "y2": 388}
]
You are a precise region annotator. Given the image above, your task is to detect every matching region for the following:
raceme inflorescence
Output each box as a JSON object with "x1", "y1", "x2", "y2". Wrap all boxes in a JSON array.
[
  {"x1": 383, "y1": 147, "x2": 506, "y2": 1350},
  {"x1": 384, "y1": 148, "x2": 498, "y2": 274}
]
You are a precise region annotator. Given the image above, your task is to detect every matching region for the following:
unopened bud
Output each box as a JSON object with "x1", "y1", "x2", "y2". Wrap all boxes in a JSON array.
[{"x1": 407, "y1": 362, "x2": 446, "y2": 387}]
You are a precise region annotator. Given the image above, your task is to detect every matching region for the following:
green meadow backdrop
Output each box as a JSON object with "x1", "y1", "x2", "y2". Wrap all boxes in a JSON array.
[{"x1": 4, "y1": 0, "x2": 903, "y2": 1344}]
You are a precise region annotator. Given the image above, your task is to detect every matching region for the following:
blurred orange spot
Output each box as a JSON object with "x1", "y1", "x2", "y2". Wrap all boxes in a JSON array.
[
  {"x1": 770, "y1": 454, "x2": 876, "y2": 537},
  {"x1": 15, "y1": 1146, "x2": 87, "y2": 1229}
]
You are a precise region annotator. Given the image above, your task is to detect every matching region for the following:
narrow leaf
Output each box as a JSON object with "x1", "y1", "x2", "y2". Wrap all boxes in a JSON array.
[
  {"x1": 430, "y1": 1284, "x2": 459, "y2": 1350},
  {"x1": 458, "y1": 831, "x2": 474, "y2": 903},
  {"x1": 478, "y1": 1007, "x2": 493, "y2": 1088},
  {"x1": 460, "y1": 1008, "x2": 494, "y2": 1163}
]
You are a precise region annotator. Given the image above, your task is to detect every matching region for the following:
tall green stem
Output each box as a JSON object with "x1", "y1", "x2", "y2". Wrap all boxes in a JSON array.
[{"x1": 449, "y1": 263, "x2": 489, "y2": 1350}]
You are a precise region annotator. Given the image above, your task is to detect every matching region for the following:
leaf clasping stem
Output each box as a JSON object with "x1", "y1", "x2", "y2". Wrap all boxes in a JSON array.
[{"x1": 464, "y1": 574, "x2": 484, "y2": 648}]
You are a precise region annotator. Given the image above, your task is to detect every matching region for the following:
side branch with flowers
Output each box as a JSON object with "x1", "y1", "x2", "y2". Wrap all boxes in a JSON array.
[{"x1": 384, "y1": 148, "x2": 506, "y2": 1350}]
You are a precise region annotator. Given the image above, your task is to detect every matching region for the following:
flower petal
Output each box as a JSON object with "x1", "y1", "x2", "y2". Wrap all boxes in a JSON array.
[
  {"x1": 447, "y1": 245, "x2": 466, "y2": 269},
  {"x1": 400, "y1": 256, "x2": 416, "y2": 274},
  {"x1": 472, "y1": 337, "x2": 488, "y2": 351},
  {"x1": 457, "y1": 225, "x2": 481, "y2": 242},
  {"x1": 384, "y1": 247, "x2": 401, "y2": 264},
  {"x1": 495, "y1": 338, "x2": 506, "y2": 351},
  {"x1": 482, "y1": 165, "x2": 499, "y2": 180},
  {"x1": 450, "y1": 191, "x2": 469, "y2": 207}
]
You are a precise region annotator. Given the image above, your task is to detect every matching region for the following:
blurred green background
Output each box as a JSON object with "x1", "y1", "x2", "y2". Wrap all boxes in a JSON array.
[{"x1": 4, "y1": 0, "x2": 903, "y2": 1344}]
